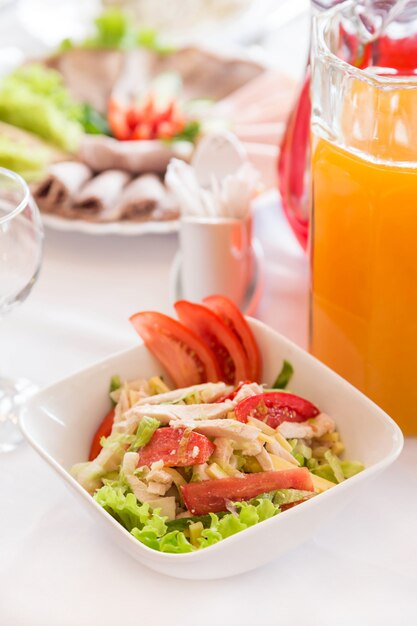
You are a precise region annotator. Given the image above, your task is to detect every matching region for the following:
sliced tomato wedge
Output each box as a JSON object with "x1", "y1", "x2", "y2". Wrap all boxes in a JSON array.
[
  {"x1": 89, "y1": 407, "x2": 115, "y2": 461},
  {"x1": 181, "y1": 469, "x2": 314, "y2": 515},
  {"x1": 130, "y1": 311, "x2": 221, "y2": 387},
  {"x1": 235, "y1": 392, "x2": 320, "y2": 429},
  {"x1": 138, "y1": 427, "x2": 215, "y2": 467},
  {"x1": 174, "y1": 300, "x2": 250, "y2": 385},
  {"x1": 203, "y1": 295, "x2": 262, "y2": 382}
]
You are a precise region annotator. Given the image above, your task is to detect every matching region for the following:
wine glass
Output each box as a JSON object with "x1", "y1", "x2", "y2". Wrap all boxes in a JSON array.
[{"x1": 0, "y1": 167, "x2": 43, "y2": 452}]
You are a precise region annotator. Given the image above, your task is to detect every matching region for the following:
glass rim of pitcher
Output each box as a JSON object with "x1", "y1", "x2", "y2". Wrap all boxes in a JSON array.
[
  {"x1": 0, "y1": 167, "x2": 30, "y2": 226},
  {"x1": 314, "y1": 0, "x2": 417, "y2": 89}
]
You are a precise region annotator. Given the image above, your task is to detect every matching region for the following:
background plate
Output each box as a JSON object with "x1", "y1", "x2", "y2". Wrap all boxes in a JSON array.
[{"x1": 41, "y1": 213, "x2": 179, "y2": 236}]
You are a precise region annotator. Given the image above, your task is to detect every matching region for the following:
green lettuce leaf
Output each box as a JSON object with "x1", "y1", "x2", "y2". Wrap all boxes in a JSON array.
[
  {"x1": 100, "y1": 415, "x2": 159, "y2": 451},
  {"x1": 166, "y1": 512, "x2": 227, "y2": 532},
  {"x1": 312, "y1": 457, "x2": 364, "y2": 483},
  {"x1": 4, "y1": 64, "x2": 82, "y2": 120},
  {"x1": 109, "y1": 374, "x2": 121, "y2": 396},
  {"x1": 92, "y1": 8, "x2": 136, "y2": 49},
  {"x1": 159, "y1": 531, "x2": 195, "y2": 553},
  {"x1": 100, "y1": 432, "x2": 131, "y2": 449},
  {"x1": 324, "y1": 450, "x2": 345, "y2": 483},
  {"x1": 60, "y1": 8, "x2": 172, "y2": 54},
  {"x1": 0, "y1": 135, "x2": 48, "y2": 181},
  {"x1": 80, "y1": 104, "x2": 111, "y2": 135},
  {"x1": 290, "y1": 440, "x2": 312, "y2": 466},
  {"x1": 129, "y1": 416, "x2": 160, "y2": 451},
  {"x1": 272, "y1": 489, "x2": 315, "y2": 507},
  {"x1": 94, "y1": 484, "x2": 198, "y2": 554},
  {"x1": 272, "y1": 360, "x2": 294, "y2": 389},
  {"x1": 199, "y1": 527, "x2": 223, "y2": 549},
  {"x1": 311, "y1": 463, "x2": 338, "y2": 483},
  {"x1": 172, "y1": 120, "x2": 201, "y2": 144},
  {"x1": 96, "y1": 485, "x2": 310, "y2": 554},
  {"x1": 131, "y1": 527, "x2": 160, "y2": 550},
  {"x1": 198, "y1": 498, "x2": 280, "y2": 548},
  {"x1": 0, "y1": 64, "x2": 84, "y2": 151},
  {"x1": 340, "y1": 460, "x2": 364, "y2": 479},
  {"x1": 94, "y1": 485, "x2": 161, "y2": 532},
  {"x1": 0, "y1": 84, "x2": 81, "y2": 151},
  {"x1": 131, "y1": 522, "x2": 195, "y2": 553}
]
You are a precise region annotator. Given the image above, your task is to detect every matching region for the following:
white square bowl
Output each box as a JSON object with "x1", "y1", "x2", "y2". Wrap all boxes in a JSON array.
[{"x1": 20, "y1": 318, "x2": 403, "y2": 579}]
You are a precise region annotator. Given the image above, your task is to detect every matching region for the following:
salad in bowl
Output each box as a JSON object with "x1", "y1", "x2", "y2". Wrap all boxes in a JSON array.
[{"x1": 71, "y1": 296, "x2": 364, "y2": 554}]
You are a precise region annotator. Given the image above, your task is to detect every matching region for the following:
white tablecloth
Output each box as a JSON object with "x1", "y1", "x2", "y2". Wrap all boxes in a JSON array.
[{"x1": 1, "y1": 198, "x2": 416, "y2": 626}]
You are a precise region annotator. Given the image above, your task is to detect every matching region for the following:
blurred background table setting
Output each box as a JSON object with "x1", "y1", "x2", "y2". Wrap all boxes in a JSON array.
[{"x1": 0, "y1": 0, "x2": 416, "y2": 624}]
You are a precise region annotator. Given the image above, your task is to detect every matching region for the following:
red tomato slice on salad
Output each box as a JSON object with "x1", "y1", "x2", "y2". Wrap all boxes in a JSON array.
[
  {"x1": 138, "y1": 427, "x2": 215, "y2": 467},
  {"x1": 181, "y1": 469, "x2": 314, "y2": 515},
  {"x1": 130, "y1": 311, "x2": 221, "y2": 387},
  {"x1": 235, "y1": 392, "x2": 320, "y2": 429},
  {"x1": 89, "y1": 407, "x2": 115, "y2": 461},
  {"x1": 203, "y1": 295, "x2": 262, "y2": 382},
  {"x1": 174, "y1": 300, "x2": 250, "y2": 385}
]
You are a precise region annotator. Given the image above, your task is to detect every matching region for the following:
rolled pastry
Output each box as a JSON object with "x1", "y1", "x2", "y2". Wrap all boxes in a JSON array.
[
  {"x1": 67, "y1": 169, "x2": 131, "y2": 220},
  {"x1": 103, "y1": 174, "x2": 178, "y2": 222},
  {"x1": 33, "y1": 161, "x2": 93, "y2": 213},
  {"x1": 78, "y1": 134, "x2": 184, "y2": 175}
]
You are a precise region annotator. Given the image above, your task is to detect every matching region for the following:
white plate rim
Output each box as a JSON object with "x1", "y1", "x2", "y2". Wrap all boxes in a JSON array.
[{"x1": 41, "y1": 213, "x2": 179, "y2": 236}]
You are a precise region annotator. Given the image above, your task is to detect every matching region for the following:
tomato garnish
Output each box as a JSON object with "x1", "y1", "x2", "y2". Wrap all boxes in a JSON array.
[
  {"x1": 203, "y1": 295, "x2": 262, "y2": 382},
  {"x1": 235, "y1": 392, "x2": 320, "y2": 429},
  {"x1": 181, "y1": 469, "x2": 314, "y2": 515},
  {"x1": 138, "y1": 427, "x2": 215, "y2": 468},
  {"x1": 131, "y1": 123, "x2": 152, "y2": 140},
  {"x1": 174, "y1": 300, "x2": 250, "y2": 385},
  {"x1": 88, "y1": 407, "x2": 115, "y2": 461},
  {"x1": 107, "y1": 95, "x2": 186, "y2": 141},
  {"x1": 130, "y1": 311, "x2": 221, "y2": 387}
]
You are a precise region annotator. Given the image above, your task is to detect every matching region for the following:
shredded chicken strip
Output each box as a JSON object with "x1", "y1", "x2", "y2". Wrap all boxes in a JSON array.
[
  {"x1": 232, "y1": 382, "x2": 264, "y2": 404},
  {"x1": 278, "y1": 413, "x2": 335, "y2": 440},
  {"x1": 255, "y1": 447, "x2": 274, "y2": 471},
  {"x1": 123, "y1": 400, "x2": 234, "y2": 429},
  {"x1": 171, "y1": 418, "x2": 259, "y2": 445},
  {"x1": 122, "y1": 452, "x2": 172, "y2": 501},
  {"x1": 136, "y1": 382, "x2": 232, "y2": 406}
]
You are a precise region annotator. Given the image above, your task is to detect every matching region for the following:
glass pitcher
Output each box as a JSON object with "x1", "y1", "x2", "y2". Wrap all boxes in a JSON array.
[
  {"x1": 309, "y1": 1, "x2": 417, "y2": 435},
  {"x1": 278, "y1": 0, "x2": 417, "y2": 250}
]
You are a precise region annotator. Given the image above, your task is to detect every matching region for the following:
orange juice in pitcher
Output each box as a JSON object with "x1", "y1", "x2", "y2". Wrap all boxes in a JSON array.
[{"x1": 310, "y1": 2, "x2": 417, "y2": 434}]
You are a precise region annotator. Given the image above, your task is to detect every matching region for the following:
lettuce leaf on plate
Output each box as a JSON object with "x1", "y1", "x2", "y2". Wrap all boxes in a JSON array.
[
  {"x1": 94, "y1": 485, "x2": 159, "y2": 532},
  {"x1": 0, "y1": 135, "x2": 48, "y2": 181},
  {"x1": 100, "y1": 415, "x2": 159, "y2": 451},
  {"x1": 0, "y1": 66, "x2": 83, "y2": 152},
  {"x1": 95, "y1": 484, "x2": 195, "y2": 553},
  {"x1": 129, "y1": 416, "x2": 160, "y2": 451},
  {"x1": 95, "y1": 486, "x2": 313, "y2": 554},
  {"x1": 312, "y1": 458, "x2": 364, "y2": 483},
  {"x1": 60, "y1": 8, "x2": 173, "y2": 54},
  {"x1": 272, "y1": 360, "x2": 294, "y2": 389}
]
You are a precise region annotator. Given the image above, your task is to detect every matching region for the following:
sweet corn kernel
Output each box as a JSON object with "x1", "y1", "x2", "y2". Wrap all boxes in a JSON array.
[
  {"x1": 312, "y1": 446, "x2": 329, "y2": 459},
  {"x1": 320, "y1": 432, "x2": 340, "y2": 443},
  {"x1": 189, "y1": 522, "x2": 204, "y2": 547},
  {"x1": 243, "y1": 457, "x2": 263, "y2": 473},
  {"x1": 331, "y1": 441, "x2": 345, "y2": 456}
]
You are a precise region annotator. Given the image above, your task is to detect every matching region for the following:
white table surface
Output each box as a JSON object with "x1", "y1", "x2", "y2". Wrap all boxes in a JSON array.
[
  {"x1": 1, "y1": 1, "x2": 416, "y2": 621},
  {"x1": 1, "y1": 198, "x2": 416, "y2": 626}
]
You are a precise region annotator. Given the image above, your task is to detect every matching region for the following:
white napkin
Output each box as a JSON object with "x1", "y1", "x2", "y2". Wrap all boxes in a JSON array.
[{"x1": 165, "y1": 133, "x2": 260, "y2": 220}]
